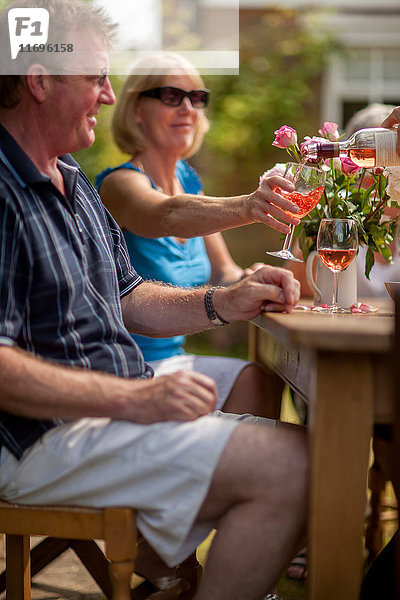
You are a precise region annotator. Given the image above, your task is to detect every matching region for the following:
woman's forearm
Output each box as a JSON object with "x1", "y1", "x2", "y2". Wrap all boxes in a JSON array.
[
  {"x1": 100, "y1": 170, "x2": 300, "y2": 238},
  {"x1": 159, "y1": 193, "x2": 252, "y2": 237}
]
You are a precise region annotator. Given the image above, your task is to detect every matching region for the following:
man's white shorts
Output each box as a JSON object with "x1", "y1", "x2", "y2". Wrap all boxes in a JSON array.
[{"x1": 0, "y1": 412, "x2": 274, "y2": 566}]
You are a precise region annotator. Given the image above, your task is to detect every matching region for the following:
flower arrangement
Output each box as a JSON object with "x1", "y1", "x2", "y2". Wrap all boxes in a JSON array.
[{"x1": 269, "y1": 123, "x2": 400, "y2": 278}]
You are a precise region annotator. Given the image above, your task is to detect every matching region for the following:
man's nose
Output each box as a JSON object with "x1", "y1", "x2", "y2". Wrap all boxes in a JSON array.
[{"x1": 101, "y1": 77, "x2": 116, "y2": 105}]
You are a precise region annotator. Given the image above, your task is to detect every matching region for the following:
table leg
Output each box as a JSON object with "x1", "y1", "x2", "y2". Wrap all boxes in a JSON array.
[{"x1": 307, "y1": 351, "x2": 374, "y2": 600}]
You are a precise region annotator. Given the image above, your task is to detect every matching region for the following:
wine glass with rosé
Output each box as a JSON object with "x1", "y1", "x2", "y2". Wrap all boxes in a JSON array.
[
  {"x1": 317, "y1": 218, "x2": 358, "y2": 313},
  {"x1": 266, "y1": 162, "x2": 326, "y2": 263}
]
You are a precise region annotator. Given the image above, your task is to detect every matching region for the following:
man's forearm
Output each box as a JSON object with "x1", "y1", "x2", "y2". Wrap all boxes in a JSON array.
[
  {"x1": 0, "y1": 346, "x2": 217, "y2": 424},
  {"x1": 0, "y1": 346, "x2": 140, "y2": 421},
  {"x1": 122, "y1": 282, "x2": 214, "y2": 337},
  {"x1": 123, "y1": 266, "x2": 301, "y2": 339}
]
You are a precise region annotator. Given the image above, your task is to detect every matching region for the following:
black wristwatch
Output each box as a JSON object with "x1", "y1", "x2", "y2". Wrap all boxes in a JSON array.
[{"x1": 204, "y1": 287, "x2": 230, "y2": 326}]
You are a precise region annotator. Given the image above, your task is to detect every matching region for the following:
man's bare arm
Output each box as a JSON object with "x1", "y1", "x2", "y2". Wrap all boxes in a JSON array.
[
  {"x1": 122, "y1": 265, "x2": 300, "y2": 337},
  {"x1": 0, "y1": 346, "x2": 217, "y2": 423}
]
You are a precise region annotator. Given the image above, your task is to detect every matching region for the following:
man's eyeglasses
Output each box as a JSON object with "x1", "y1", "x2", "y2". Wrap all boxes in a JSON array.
[{"x1": 139, "y1": 86, "x2": 210, "y2": 109}]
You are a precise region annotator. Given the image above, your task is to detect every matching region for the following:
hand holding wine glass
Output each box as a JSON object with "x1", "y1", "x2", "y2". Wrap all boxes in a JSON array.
[
  {"x1": 266, "y1": 162, "x2": 326, "y2": 262},
  {"x1": 317, "y1": 218, "x2": 358, "y2": 313}
]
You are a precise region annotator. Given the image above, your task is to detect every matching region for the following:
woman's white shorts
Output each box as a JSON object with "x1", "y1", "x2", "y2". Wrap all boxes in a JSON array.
[{"x1": 149, "y1": 354, "x2": 249, "y2": 410}]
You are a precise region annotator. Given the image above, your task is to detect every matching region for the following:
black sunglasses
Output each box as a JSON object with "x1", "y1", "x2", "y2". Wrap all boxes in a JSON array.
[{"x1": 139, "y1": 86, "x2": 210, "y2": 108}]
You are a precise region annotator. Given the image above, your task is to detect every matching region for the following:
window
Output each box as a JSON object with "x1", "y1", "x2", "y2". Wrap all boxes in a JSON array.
[{"x1": 322, "y1": 48, "x2": 400, "y2": 128}]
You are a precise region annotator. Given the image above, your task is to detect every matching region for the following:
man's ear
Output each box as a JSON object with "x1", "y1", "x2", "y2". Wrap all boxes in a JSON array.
[{"x1": 25, "y1": 64, "x2": 50, "y2": 102}]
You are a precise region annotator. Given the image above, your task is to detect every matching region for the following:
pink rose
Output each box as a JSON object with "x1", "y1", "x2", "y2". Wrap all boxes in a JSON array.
[
  {"x1": 318, "y1": 122, "x2": 340, "y2": 141},
  {"x1": 340, "y1": 157, "x2": 362, "y2": 176},
  {"x1": 299, "y1": 136, "x2": 326, "y2": 157},
  {"x1": 272, "y1": 125, "x2": 297, "y2": 149},
  {"x1": 372, "y1": 167, "x2": 384, "y2": 176}
]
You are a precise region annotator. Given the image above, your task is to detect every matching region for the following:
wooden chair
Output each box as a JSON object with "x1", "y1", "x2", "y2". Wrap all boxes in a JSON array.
[{"x1": 0, "y1": 500, "x2": 193, "y2": 600}]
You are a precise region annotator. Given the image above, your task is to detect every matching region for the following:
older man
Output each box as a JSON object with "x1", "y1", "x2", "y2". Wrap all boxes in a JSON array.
[{"x1": 0, "y1": 1, "x2": 307, "y2": 598}]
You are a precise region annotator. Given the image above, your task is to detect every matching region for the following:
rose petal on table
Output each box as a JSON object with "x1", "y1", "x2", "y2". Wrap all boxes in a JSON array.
[
  {"x1": 350, "y1": 302, "x2": 378, "y2": 313},
  {"x1": 295, "y1": 303, "x2": 379, "y2": 313}
]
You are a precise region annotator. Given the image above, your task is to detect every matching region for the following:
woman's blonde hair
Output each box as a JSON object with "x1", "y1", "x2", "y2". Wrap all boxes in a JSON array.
[{"x1": 112, "y1": 52, "x2": 210, "y2": 159}]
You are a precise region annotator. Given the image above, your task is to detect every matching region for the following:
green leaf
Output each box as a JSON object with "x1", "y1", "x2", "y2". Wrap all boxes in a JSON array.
[
  {"x1": 378, "y1": 175, "x2": 388, "y2": 198},
  {"x1": 365, "y1": 246, "x2": 375, "y2": 280}
]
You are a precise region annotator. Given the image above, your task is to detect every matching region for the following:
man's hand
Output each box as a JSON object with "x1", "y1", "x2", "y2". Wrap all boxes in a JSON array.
[
  {"x1": 213, "y1": 265, "x2": 300, "y2": 322},
  {"x1": 381, "y1": 106, "x2": 400, "y2": 156},
  {"x1": 242, "y1": 262, "x2": 265, "y2": 277},
  {"x1": 246, "y1": 175, "x2": 300, "y2": 234},
  {"x1": 125, "y1": 370, "x2": 217, "y2": 423}
]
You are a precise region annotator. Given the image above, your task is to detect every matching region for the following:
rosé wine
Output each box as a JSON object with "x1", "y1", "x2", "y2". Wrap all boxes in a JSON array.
[
  {"x1": 348, "y1": 148, "x2": 376, "y2": 168},
  {"x1": 318, "y1": 248, "x2": 357, "y2": 273},
  {"x1": 276, "y1": 186, "x2": 324, "y2": 218},
  {"x1": 266, "y1": 162, "x2": 326, "y2": 263},
  {"x1": 301, "y1": 127, "x2": 400, "y2": 167}
]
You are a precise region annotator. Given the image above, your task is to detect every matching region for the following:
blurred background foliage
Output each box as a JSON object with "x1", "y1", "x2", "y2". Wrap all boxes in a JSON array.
[
  {"x1": 74, "y1": 9, "x2": 335, "y2": 356},
  {"x1": 201, "y1": 11, "x2": 333, "y2": 196}
]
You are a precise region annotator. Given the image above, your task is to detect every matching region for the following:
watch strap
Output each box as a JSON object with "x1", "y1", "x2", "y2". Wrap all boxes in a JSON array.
[{"x1": 204, "y1": 287, "x2": 229, "y2": 326}]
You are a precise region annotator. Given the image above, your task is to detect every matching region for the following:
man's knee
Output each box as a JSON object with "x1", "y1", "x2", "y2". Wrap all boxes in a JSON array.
[
  {"x1": 220, "y1": 422, "x2": 307, "y2": 495},
  {"x1": 196, "y1": 422, "x2": 308, "y2": 523}
]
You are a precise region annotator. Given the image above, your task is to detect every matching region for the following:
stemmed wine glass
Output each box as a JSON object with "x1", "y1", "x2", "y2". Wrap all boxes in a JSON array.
[
  {"x1": 317, "y1": 218, "x2": 358, "y2": 313},
  {"x1": 266, "y1": 162, "x2": 326, "y2": 263}
]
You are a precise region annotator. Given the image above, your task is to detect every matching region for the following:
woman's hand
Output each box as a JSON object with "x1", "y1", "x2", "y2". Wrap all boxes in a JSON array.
[{"x1": 246, "y1": 175, "x2": 300, "y2": 234}]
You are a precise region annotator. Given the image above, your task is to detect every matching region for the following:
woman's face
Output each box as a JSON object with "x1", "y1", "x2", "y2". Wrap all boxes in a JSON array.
[{"x1": 135, "y1": 74, "x2": 201, "y2": 158}]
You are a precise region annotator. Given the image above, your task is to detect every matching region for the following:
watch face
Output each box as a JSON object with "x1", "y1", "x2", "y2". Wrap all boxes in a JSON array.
[{"x1": 211, "y1": 314, "x2": 225, "y2": 326}]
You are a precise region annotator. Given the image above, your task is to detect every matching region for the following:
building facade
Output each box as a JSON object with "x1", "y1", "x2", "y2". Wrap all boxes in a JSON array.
[{"x1": 239, "y1": 0, "x2": 400, "y2": 127}]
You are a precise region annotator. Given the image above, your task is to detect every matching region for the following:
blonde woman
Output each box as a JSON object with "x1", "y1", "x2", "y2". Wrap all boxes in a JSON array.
[{"x1": 96, "y1": 52, "x2": 299, "y2": 420}]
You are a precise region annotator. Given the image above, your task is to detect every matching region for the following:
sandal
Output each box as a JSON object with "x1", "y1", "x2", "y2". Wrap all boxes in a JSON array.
[{"x1": 287, "y1": 547, "x2": 307, "y2": 580}]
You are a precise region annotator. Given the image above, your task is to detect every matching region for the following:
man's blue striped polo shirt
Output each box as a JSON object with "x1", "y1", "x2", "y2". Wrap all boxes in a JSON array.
[{"x1": 0, "y1": 124, "x2": 153, "y2": 459}]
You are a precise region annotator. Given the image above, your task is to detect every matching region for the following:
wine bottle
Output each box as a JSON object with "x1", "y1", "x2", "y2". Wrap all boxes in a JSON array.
[{"x1": 302, "y1": 127, "x2": 400, "y2": 167}]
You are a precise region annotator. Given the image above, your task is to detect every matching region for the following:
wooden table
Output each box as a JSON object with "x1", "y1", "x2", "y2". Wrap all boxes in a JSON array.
[{"x1": 250, "y1": 299, "x2": 395, "y2": 600}]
